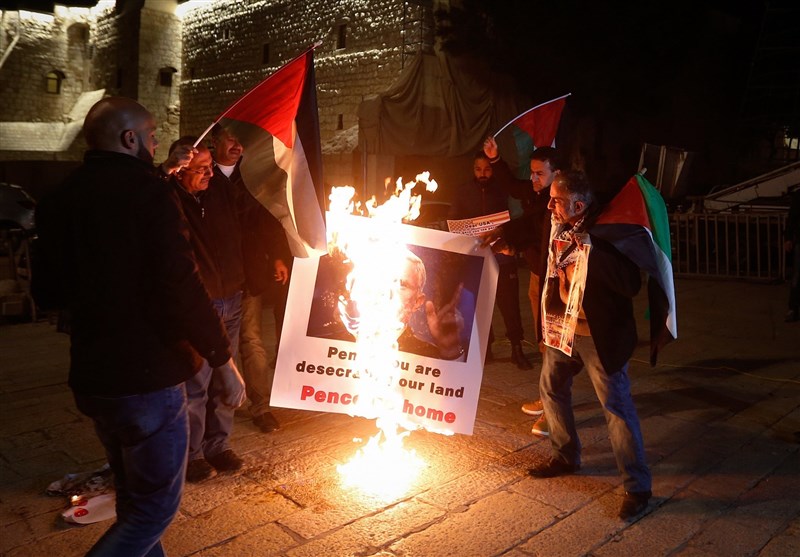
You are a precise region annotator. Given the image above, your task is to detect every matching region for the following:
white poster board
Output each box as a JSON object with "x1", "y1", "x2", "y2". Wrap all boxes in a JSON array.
[{"x1": 271, "y1": 218, "x2": 498, "y2": 435}]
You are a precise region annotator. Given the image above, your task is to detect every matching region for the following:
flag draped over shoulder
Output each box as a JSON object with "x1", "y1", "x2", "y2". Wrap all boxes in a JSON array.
[
  {"x1": 591, "y1": 174, "x2": 677, "y2": 365},
  {"x1": 212, "y1": 47, "x2": 326, "y2": 257},
  {"x1": 495, "y1": 93, "x2": 570, "y2": 180}
]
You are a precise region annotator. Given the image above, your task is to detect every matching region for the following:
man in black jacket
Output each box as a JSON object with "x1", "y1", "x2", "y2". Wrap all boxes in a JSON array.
[
  {"x1": 33, "y1": 97, "x2": 246, "y2": 556},
  {"x1": 210, "y1": 124, "x2": 291, "y2": 434},
  {"x1": 487, "y1": 170, "x2": 652, "y2": 521},
  {"x1": 449, "y1": 149, "x2": 532, "y2": 370}
]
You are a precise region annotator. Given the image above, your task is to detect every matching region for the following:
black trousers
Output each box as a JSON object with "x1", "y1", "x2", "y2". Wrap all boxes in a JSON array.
[{"x1": 491, "y1": 260, "x2": 525, "y2": 344}]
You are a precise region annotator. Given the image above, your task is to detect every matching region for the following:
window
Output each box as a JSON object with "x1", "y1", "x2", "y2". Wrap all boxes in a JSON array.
[
  {"x1": 189, "y1": 67, "x2": 195, "y2": 80},
  {"x1": 336, "y1": 23, "x2": 347, "y2": 49},
  {"x1": 222, "y1": 27, "x2": 231, "y2": 40},
  {"x1": 262, "y1": 43, "x2": 270, "y2": 65},
  {"x1": 116, "y1": 68, "x2": 123, "y2": 89},
  {"x1": 159, "y1": 66, "x2": 177, "y2": 87},
  {"x1": 46, "y1": 70, "x2": 65, "y2": 94},
  {"x1": 337, "y1": 114, "x2": 344, "y2": 130}
]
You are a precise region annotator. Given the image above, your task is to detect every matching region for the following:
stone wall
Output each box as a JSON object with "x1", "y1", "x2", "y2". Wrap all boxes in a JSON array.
[
  {"x1": 138, "y1": 6, "x2": 182, "y2": 162},
  {"x1": 179, "y1": 0, "x2": 419, "y2": 184},
  {"x1": 0, "y1": 9, "x2": 92, "y2": 123}
]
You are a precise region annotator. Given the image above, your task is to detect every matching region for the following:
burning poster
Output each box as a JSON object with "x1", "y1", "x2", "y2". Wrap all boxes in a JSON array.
[
  {"x1": 541, "y1": 228, "x2": 592, "y2": 356},
  {"x1": 446, "y1": 210, "x2": 510, "y2": 237},
  {"x1": 271, "y1": 215, "x2": 498, "y2": 435}
]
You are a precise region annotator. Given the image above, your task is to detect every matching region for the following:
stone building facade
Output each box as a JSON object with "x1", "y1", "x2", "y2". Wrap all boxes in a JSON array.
[
  {"x1": 1, "y1": 0, "x2": 438, "y2": 189},
  {"x1": 179, "y1": 0, "x2": 435, "y2": 186},
  {"x1": 0, "y1": 1, "x2": 182, "y2": 165}
]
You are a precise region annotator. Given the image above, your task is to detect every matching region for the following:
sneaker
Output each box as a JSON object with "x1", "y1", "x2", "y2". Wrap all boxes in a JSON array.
[
  {"x1": 531, "y1": 414, "x2": 550, "y2": 437},
  {"x1": 521, "y1": 400, "x2": 544, "y2": 416},
  {"x1": 253, "y1": 411, "x2": 280, "y2": 433},
  {"x1": 207, "y1": 449, "x2": 244, "y2": 472},
  {"x1": 527, "y1": 458, "x2": 579, "y2": 478},
  {"x1": 186, "y1": 458, "x2": 217, "y2": 483},
  {"x1": 619, "y1": 490, "x2": 651, "y2": 520}
]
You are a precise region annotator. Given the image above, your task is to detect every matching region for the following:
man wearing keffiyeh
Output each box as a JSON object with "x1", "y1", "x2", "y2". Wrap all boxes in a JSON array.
[{"x1": 485, "y1": 170, "x2": 652, "y2": 521}]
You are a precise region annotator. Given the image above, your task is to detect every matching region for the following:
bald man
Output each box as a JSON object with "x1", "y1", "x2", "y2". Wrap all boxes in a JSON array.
[{"x1": 33, "y1": 97, "x2": 245, "y2": 557}]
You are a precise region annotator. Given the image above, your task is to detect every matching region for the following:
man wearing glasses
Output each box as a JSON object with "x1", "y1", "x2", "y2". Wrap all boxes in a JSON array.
[{"x1": 169, "y1": 137, "x2": 248, "y2": 483}]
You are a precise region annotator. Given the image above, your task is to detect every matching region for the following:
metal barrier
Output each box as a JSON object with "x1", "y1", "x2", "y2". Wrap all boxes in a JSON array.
[{"x1": 670, "y1": 212, "x2": 788, "y2": 281}]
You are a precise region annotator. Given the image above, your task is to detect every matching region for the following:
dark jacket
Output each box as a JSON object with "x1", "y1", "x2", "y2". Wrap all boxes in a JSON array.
[
  {"x1": 33, "y1": 150, "x2": 231, "y2": 396},
  {"x1": 212, "y1": 163, "x2": 291, "y2": 297},
  {"x1": 449, "y1": 174, "x2": 518, "y2": 265},
  {"x1": 581, "y1": 235, "x2": 641, "y2": 373},
  {"x1": 172, "y1": 171, "x2": 246, "y2": 300},
  {"x1": 490, "y1": 157, "x2": 550, "y2": 276},
  {"x1": 504, "y1": 209, "x2": 642, "y2": 373}
]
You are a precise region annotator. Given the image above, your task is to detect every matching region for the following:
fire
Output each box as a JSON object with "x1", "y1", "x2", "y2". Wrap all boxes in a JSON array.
[{"x1": 330, "y1": 174, "x2": 439, "y2": 499}]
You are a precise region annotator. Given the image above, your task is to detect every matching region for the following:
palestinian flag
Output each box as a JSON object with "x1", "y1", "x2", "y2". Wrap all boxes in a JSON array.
[
  {"x1": 591, "y1": 174, "x2": 677, "y2": 365},
  {"x1": 495, "y1": 93, "x2": 570, "y2": 179},
  {"x1": 209, "y1": 46, "x2": 326, "y2": 257}
]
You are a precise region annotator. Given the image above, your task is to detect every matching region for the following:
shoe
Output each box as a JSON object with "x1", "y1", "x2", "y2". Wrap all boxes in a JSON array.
[
  {"x1": 527, "y1": 458, "x2": 579, "y2": 478},
  {"x1": 511, "y1": 343, "x2": 533, "y2": 370},
  {"x1": 186, "y1": 458, "x2": 217, "y2": 483},
  {"x1": 531, "y1": 414, "x2": 550, "y2": 437},
  {"x1": 207, "y1": 449, "x2": 244, "y2": 472},
  {"x1": 619, "y1": 490, "x2": 651, "y2": 520},
  {"x1": 786, "y1": 309, "x2": 799, "y2": 323},
  {"x1": 521, "y1": 400, "x2": 544, "y2": 416},
  {"x1": 253, "y1": 411, "x2": 280, "y2": 433}
]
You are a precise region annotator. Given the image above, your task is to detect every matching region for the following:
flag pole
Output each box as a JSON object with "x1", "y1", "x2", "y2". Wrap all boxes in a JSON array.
[
  {"x1": 492, "y1": 93, "x2": 571, "y2": 138},
  {"x1": 193, "y1": 40, "x2": 324, "y2": 148}
]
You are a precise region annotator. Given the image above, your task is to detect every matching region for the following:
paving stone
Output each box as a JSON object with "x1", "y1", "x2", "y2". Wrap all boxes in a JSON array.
[
  {"x1": 758, "y1": 516, "x2": 800, "y2": 557},
  {"x1": 419, "y1": 461, "x2": 524, "y2": 510},
  {"x1": 517, "y1": 491, "x2": 624, "y2": 556},
  {"x1": 390, "y1": 491, "x2": 557, "y2": 557},
  {"x1": 196, "y1": 523, "x2": 297, "y2": 557},
  {"x1": 592, "y1": 489, "x2": 728, "y2": 556},
  {"x1": 286, "y1": 499, "x2": 444, "y2": 557},
  {"x1": 163, "y1": 493, "x2": 299, "y2": 555},
  {"x1": 684, "y1": 513, "x2": 775, "y2": 556}
]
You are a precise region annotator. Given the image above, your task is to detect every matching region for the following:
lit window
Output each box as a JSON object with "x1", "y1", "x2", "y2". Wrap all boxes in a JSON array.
[{"x1": 46, "y1": 70, "x2": 65, "y2": 94}]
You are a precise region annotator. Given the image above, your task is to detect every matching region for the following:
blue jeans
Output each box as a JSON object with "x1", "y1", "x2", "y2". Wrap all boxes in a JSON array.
[
  {"x1": 186, "y1": 291, "x2": 242, "y2": 461},
  {"x1": 75, "y1": 384, "x2": 188, "y2": 557},
  {"x1": 540, "y1": 335, "x2": 651, "y2": 493}
]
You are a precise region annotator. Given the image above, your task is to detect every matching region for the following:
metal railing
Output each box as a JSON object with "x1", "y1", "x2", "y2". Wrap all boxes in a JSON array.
[{"x1": 670, "y1": 212, "x2": 788, "y2": 281}]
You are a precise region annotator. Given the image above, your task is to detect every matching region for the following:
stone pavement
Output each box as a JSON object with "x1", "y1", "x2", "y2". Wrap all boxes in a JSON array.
[{"x1": 1, "y1": 274, "x2": 799, "y2": 557}]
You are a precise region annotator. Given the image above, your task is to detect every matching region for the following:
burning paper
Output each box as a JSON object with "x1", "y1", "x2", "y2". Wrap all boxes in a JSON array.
[{"x1": 270, "y1": 175, "x2": 497, "y2": 496}]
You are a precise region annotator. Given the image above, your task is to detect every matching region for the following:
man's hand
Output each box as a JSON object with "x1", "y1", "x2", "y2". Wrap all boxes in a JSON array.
[
  {"x1": 213, "y1": 358, "x2": 247, "y2": 408},
  {"x1": 426, "y1": 283, "x2": 465, "y2": 360},
  {"x1": 161, "y1": 144, "x2": 197, "y2": 175},
  {"x1": 479, "y1": 227, "x2": 514, "y2": 255},
  {"x1": 273, "y1": 259, "x2": 289, "y2": 284},
  {"x1": 483, "y1": 136, "x2": 498, "y2": 160}
]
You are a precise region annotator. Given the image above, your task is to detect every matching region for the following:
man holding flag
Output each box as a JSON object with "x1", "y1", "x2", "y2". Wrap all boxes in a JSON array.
[{"x1": 485, "y1": 169, "x2": 677, "y2": 521}]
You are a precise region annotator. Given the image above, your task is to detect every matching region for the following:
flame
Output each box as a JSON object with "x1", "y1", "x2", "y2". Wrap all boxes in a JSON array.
[{"x1": 330, "y1": 175, "x2": 437, "y2": 498}]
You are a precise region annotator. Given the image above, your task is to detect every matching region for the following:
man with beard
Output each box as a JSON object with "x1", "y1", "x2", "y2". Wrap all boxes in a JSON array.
[
  {"x1": 209, "y1": 124, "x2": 291, "y2": 433},
  {"x1": 486, "y1": 170, "x2": 652, "y2": 521},
  {"x1": 33, "y1": 97, "x2": 246, "y2": 556},
  {"x1": 449, "y1": 150, "x2": 532, "y2": 370},
  {"x1": 483, "y1": 139, "x2": 564, "y2": 437}
]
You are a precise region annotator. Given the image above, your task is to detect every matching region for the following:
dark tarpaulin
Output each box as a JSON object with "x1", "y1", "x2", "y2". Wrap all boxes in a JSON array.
[{"x1": 358, "y1": 52, "x2": 531, "y2": 160}]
